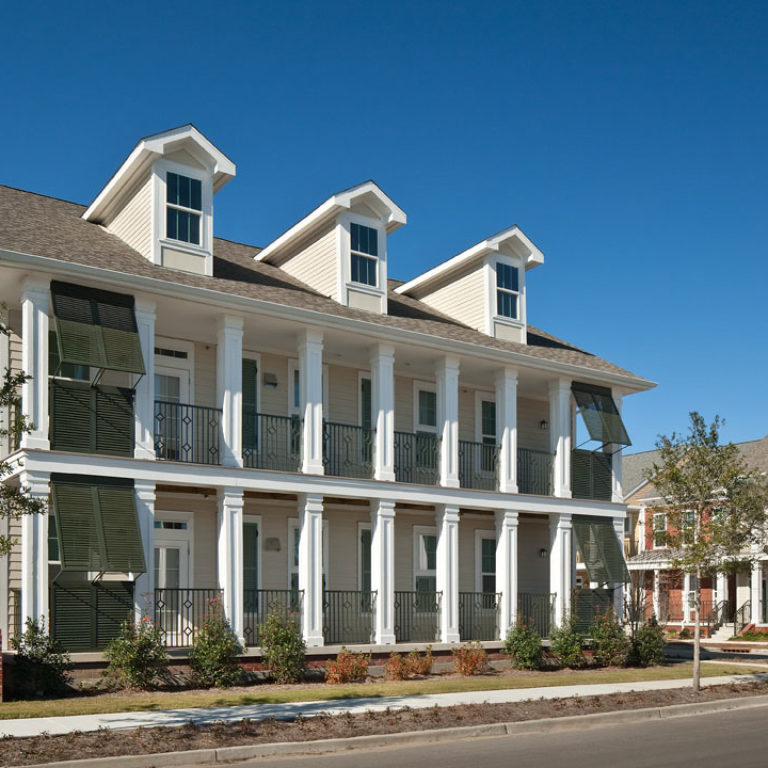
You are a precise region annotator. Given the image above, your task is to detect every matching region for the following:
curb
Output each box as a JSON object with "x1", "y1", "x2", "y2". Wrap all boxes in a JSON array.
[{"x1": 22, "y1": 692, "x2": 768, "y2": 768}]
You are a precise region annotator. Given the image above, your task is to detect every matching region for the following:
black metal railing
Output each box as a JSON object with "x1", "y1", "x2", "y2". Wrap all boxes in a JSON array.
[
  {"x1": 243, "y1": 589, "x2": 302, "y2": 646},
  {"x1": 394, "y1": 590, "x2": 441, "y2": 642},
  {"x1": 242, "y1": 411, "x2": 302, "y2": 472},
  {"x1": 734, "y1": 599, "x2": 752, "y2": 636},
  {"x1": 154, "y1": 401, "x2": 222, "y2": 465},
  {"x1": 9, "y1": 587, "x2": 21, "y2": 641},
  {"x1": 323, "y1": 590, "x2": 376, "y2": 645},
  {"x1": 323, "y1": 421, "x2": 373, "y2": 479},
  {"x1": 459, "y1": 592, "x2": 499, "y2": 641},
  {"x1": 154, "y1": 587, "x2": 223, "y2": 647},
  {"x1": 572, "y1": 449, "x2": 612, "y2": 501},
  {"x1": 572, "y1": 588, "x2": 615, "y2": 633},
  {"x1": 518, "y1": 592, "x2": 556, "y2": 638},
  {"x1": 518, "y1": 447, "x2": 553, "y2": 495},
  {"x1": 458, "y1": 440, "x2": 499, "y2": 490},
  {"x1": 394, "y1": 431, "x2": 440, "y2": 485}
]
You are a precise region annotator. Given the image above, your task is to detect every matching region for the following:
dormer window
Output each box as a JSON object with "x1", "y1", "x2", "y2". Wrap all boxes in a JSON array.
[
  {"x1": 496, "y1": 263, "x2": 519, "y2": 320},
  {"x1": 166, "y1": 172, "x2": 202, "y2": 245},
  {"x1": 350, "y1": 223, "x2": 378, "y2": 287}
]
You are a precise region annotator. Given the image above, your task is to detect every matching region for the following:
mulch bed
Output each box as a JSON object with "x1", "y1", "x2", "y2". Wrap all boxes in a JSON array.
[{"x1": 4, "y1": 680, "x2": 768, "y2": 767}]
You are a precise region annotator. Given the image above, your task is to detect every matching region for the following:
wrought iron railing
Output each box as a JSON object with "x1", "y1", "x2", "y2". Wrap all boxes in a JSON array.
[
  {"x1": 243, "y1": 589, "x2": 302, "y2": 646},
  {"x1": 323, "y1": 590, "x2": 376, "y2": 645},
  {"x1": 572, "y1": 588, "x2": 615, "y2": 633},
  {"x1": 394, "y1": 590, "x2": 441, "y2": 642},
  {"x1": 734, "y1": 599, "x2": 752, "y2": 636},
  {"x1": 518, "y1": 592, "x2": 555, "y2": 638},
  {"x1": 458, "y1": 440, "x2": 499, "y2": 491},
  {"x1": 458, "y1": 592, "x2": 499, "y2": 641},
  {"x1": 323, "y1": 421, "x2": 373, "y2": 479},
  {"x1": 154, "y1": 401, "x2": 222, "y2": 465},
  {"x1": 9, "y1": 587, "x2": 21, "y2": 642},
  {"x1": 154, "y1": 587, "x2": 223, "y2": 647},
  {"x1": 517, "y1": 447, "x2": 553, "y2": 495},
  {"x1": 393, "y1": 431, "x2": 440, "y2": 485},
  {"x1": 242, "y1": 411, "x2": 302, "y2": 472}
]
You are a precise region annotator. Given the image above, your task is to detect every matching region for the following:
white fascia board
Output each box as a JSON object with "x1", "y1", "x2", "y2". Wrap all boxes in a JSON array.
[
  {"x1": 0, "y1": 248, "x2": 656, "y2": 394},
  {"x1": 395, "y1": 225, "x2": 545, "y2": 297}
]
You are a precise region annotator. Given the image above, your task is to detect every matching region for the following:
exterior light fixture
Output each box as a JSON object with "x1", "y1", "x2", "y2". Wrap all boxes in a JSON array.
[
  {"x1": 539, "y1": 548, "x2": 548, "y2": 559},
  {"x1": 539, "y1": 420, "x2": 548, "y2": 430}
]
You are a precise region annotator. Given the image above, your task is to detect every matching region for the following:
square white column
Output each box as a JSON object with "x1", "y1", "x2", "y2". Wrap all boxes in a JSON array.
[
  {"x1": 20, "y1": 471, "x2": 49, "y2": 627},
  {"x1": 751, "y1": 561, "x2": 762, "y2": 625},
  {"x1": 548, "y1": 378, "x2": 572, "y2": 498},
  {"x1": 716, "y1": 571, "x2": 728, "y2": 608},
  {"x1": 613, "y1": 516, "x2": 625, "y2": 619},
  {"x1": 549, "y1": 512, "x2": 573, "y2": 627},
  {"x1": 299, "y1": 330, "x2": 324, "y2": 475},
  {"x1": 495, "y1": 368, "x2": 518, "y2": 494},
  {"x1": 436, "y1": 504, "x2": 460, "y2": 643},
  {"x1": 298, "y1": 493, "x2": 324, "y2": 646},
  {"x1": 134, "y1": 300, "x2": 156, "y2": 460},
  {"x1": 133, "y1": 481, "x2": 156, "y2": 620},
  {"x1": 217, "y1": 316, "x2": 244, "y2": 467},
  {"x1": 436, "y1": 356, "x2": 460, "y2": 488},
  {"x1": 0, "y1": 306, "x2": 9, "y2": 456},
  {"x1": 683, "y1": 572, "x2": 691, "y2": 623},
  {"x1": 20, "y1": 279, "x2": 50, "y2": 451},
  {"x1": 653, "y1": 568, "x2": 661, "y2": 619},
  {"x1": 370, "y1": 344, "x2": 395, "y2": 482},
  {"x1": 611, "y1": 392, "x2": 624, "y2": 503},
  {"x1": 495, "y1": 509, "x2": 519, "y2": 636},
  {"x1": 218, "y1": 487, "x2": 244, "y2": 641},
  {"x1": 371, "y1": 499, "x2": 396, "y2": 644}
]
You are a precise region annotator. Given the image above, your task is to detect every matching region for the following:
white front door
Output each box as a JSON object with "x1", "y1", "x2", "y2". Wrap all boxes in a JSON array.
[
  {"x1": 154, "y1": 515, "x2": 193, "y2": 644},
  {"x1": 155, "y1": 367, "x2": 191, "y2": 461}
]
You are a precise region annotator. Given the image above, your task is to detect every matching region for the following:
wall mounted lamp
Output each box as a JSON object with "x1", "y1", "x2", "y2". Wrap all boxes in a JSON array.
[
  {"x1": 539, "y1": 420, "x2": 549, "y2": 431},
  {"x1": 539, "y1": 548, "x2": 548, "y2": 559}
]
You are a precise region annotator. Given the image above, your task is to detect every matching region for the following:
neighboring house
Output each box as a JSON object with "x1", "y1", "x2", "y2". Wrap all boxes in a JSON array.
[
  {"x1": 622, "y1": 436, "x2": 768, "y2": 636},
  {"x1": 0, "y1": 125, "x2": 653, "y2": 654}
]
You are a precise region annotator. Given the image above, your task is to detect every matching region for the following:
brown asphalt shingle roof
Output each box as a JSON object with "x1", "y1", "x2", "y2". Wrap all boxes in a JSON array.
[{"x1": 0, "y1": 184, "x2": 646, "y2": 380}]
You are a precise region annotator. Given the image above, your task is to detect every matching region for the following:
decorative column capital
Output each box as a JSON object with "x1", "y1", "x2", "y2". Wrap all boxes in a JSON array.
[
  {"x1": 369, "y1": 343, "x2": 395, "y2": 364},
  {"x1": 217, "y1": 314, "x2": 244, "y2": 334},
  {"x1": 21, "y1": 277, "x2": 51, "y2": 305}
]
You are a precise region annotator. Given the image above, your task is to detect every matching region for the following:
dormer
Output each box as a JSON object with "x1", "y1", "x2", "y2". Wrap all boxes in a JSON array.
[
  {"x1": 255, "y1": 181, "x2": 406, "y2": 314},
  {"x1": 395, "y1": 226, "x2": 544, "y2": 343},
  {"x1": 83, "y1": 125, "x2": 236, "y2": 277}
]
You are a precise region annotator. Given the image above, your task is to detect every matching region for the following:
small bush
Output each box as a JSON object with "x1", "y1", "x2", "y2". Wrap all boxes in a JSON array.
[
  {"x1": 504, "y1": 622, "x2": 543, "y2": 670},
  {"x1": 325, "y1": 647, "x2": 370, "y2": 684},
  {"x1": 589, "y1": 609, "x2": 630, "y2": 668},
  {"x1": 678, "y1": 627, "x2": 692, "y2": 640},
  {"x1": 259, "y1": 612, "x2": 306, "y2": 684},
  {"x1": 550, "y1": 616, "x2": 585, "y2": 669},
  {"x1": 104, "y1": 616, "x2": 168, "y2": 690},
  {"x1": 632, "y1": 618, "x2": 665, "y2": 667},
  {"x1": 730, "y1": 631, "x2": 768, "y2": 642},
  {"x1": 189, "y1": 601, "x2": 244, "y2": 687},
  {"x1": 452, "y1": 641, "x2": 490, "y2": 676},
  {"x1": 11, "y1": 618, "x2": 71, "y2": 697},
  {"x1": 386, "y1": 646, "x2": 434, "y2": 680}
]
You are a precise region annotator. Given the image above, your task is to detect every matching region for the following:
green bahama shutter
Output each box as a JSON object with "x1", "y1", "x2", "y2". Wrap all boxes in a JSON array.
[
  {"x1": 572, "y1": 516, "x2": 630, "y2": 585},
  {"x1": 571, "y1": 382, "x2": 631, "y2": 447},
  {"x1": 95, "y1": 386, "x2": 134, "y2": 456},
  {"x1": 98, "y1": 484, "x2": 146, "y2": 573},
  {"x1": 52, "y1": 481, "x2": 105, "y2": 571}
]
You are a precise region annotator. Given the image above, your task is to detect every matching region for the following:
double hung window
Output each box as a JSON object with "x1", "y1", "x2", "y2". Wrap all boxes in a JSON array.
[
  {"x1": 166, "y1": 172, "x2": 202, "y2": 245},
  {"x1": 350, "y1": 223, "x2": 378, "y2": 287},
  {"x1": 653, "y1": 513, "x2": 667, "y2": 549},
  {"x1": 496, "y1": 263, "x2": 519, "y2": 320}
]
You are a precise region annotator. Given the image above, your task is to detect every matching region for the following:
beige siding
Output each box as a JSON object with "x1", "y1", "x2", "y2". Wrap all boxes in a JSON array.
[
  {"x1": 327, "y1": 365, "x2": 359, "y2": 425},
  {"x1": 394, "y1": 511, "x2": 435, "y2": 591},
  {"x1": 415, "y1": 264, "x2": 486, "y2": 332},
  {"x1": 8, "y1": 310, "x2": 22, "y2": 377},
  {"x1": 257, "y1": 353, "x2": 292, "y2": 416},
  {"x1": 8, "y1": 517, "x2": 21, "y2": 591},
  {"x1": 518, "y1": 516, "x2": 551, "y2": 594},
  {"x1": 243, "y1": 498, "x2": 295, "y2": 591},
  {"x1": 278, "y1": 224, "x2": 338, "y2": 300},
  {"x1": 194, "y1": 342, "x2": 217, "y2": 408},
  {"x1": 106, "y1": 173, "x2": 153, "y2": 259},
  {"x1": 325, "y1": 505, "x2": 370, "y2": 591},
  {"x1": 394, "y1": 375, "x2": 414, "y2": 432},
  {"x1": 459, "y1": 516, "x2": 496, "y2": 592},
  {"x1": 518, "y1": 397, "x2": 549, "y2": 452}
]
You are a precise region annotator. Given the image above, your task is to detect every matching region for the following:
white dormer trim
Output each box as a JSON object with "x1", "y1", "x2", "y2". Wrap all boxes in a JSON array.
[
  {"x1": 338, "y1": 210, "x2": 388, "y2": 314},
  {"x1": 483, "y1": 252, "x2": 527, "y2": 338}
]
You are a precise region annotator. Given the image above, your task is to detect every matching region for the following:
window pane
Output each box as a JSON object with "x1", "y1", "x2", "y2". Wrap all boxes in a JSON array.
[
  {"x1": 190, "y1": 178, "x2": 202, "y2": 211},
  {"x1": 188, "y1": 212, "x2": 200, "y2": 244},
  {"x1": 360, "y1": 378, "x2": 372, "y2": 430},
  {"x1": 481, "y1": 537, "x2": 495, "y2": 573},
  {"x1": 178, "y1": 175, "x2": 191, "y2": 208},
  {"x1": 351, "y1": 253, "x2": 377, "y2": 286},
  {"x1": 497, "y1": 263, "x2": 518, "y2": 291},
  {"x1": 423, "y1": 534, "x2": 437, "y2": 570},
  {"x1": 415, "y1": 575, "x2": 437, "y2": 593},
  {"x1": 293, "y1": 369, "x2": 300, "y2": 410},
  {"x1": 418, "y1": 390, "x2": 437, "y2": 427},
  {"x1": 292, "y1": 528, "x2": 300, "y2": 567},
  {"x1": 497, "y1": 290, "x2": 517, "y2": 319},
  {"x1": 482, "y1": 574, "x2": 496, "y2": 594},
  {"x1": 481, "y1": 400, "x2": 496, "y2": 438},
  {"x1": 360, "y1": 528, "x2": 372, "y2": 592},
  {"x1": 48, "y1": 516, "x2": 60, "y2": 562},
  {"x1": 351, "y1": 223, "x2": 378, "y2": 256},
  {"x1": 166, "y1": 207, "x2": 178, "y2": 240},
  {"x1": 167, "y1": 172, "x2": 179, "y2": 204},
  {"x1": 243, "y1": 522, "x2": 259, "y2": 591}
]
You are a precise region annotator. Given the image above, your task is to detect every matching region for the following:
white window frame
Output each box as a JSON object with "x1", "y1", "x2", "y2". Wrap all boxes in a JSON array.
[
  {"x1": 288, "y1": 518, "x2": 329, "y2": 590},
  {"x1": 349, "y1": 221, "x2": 380, "y2": 288},
  {"x1": 153, "y1": 509, "x2": 194, "y2": 589},
  {"x1": 413, "y1": 525, "x2": 437, "y2": 592},
  {"x1": 653, "y1": 512, "x2": 667, "y2": 549},
  {"x1": 358, "y1": 521, "x2": 372, "y2": 592},
  {"x1": 337, "y1": 212, "x2": 387, "y2": 313},
  {"x1": 483, "y1": 253, "x2": 526, "y2": 334},
  {"x1": 474, "y1": 392, "x2": 497, "y2": 443},
  {"x1": 413, "y1": 381, "x2": 438, "y2": 434},
  {"x1": 242, "y1": 513, "x2": 262, "y2": 593},
  {"x1": 474, "y1": 530, "x2": 497, "y2": 594},
  {"x1": 154, "y1": 337, "x2": 195, "y2": 403}
]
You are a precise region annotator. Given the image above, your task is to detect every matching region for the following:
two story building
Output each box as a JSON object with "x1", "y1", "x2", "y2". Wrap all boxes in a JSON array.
[{"x1": 0, "y1": 125, "x2": 653, "y2": 653}]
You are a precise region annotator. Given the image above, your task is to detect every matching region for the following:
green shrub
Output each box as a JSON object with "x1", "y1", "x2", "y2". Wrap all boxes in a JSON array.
[
  {"x1": 729, "y1": 631, "x2": 768, "y2": 642},
  {"x1": 503, "y1": 621, "x2": 543, "y2": 670},
  {"x1": 678, "y1": 627, "x2": 692, "y2": 640},
  {"x1": 550, "y1": 616, "x2": 585, "y2": 669},
  {"x1": 632, "y1": 618, "x2": 665, "y2": 666},
  {"x1": 589, "y1": 609, "x2": 630, "y2": 667},
  {"x1": 452, "y1": 641, "x2": 490, "y2": 676},
  {"x1": 189, "y1": 601, "x2": 244, "y2": 687},
  {"x1": 11, "y1": 618, "x2": 71, "y2": 697},
  {"x1": 325, "y1": 647, "x2": 370, "y2": 684},
  {"x1": 259, "y1": 612, "x2": 306, "y2": 684},
  {"x1": 104, "y1": 616, "x2": 169, "y2": 690}
]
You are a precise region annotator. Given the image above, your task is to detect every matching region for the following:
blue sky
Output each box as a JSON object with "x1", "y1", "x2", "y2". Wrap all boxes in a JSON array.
[{"x1": 3, "y1": 1, "x2": 767, "y2": 453}]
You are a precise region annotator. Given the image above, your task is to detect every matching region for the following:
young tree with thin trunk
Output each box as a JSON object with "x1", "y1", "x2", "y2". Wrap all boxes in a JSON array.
[{"x1": 645, "y1": 412, "x2": 768, "y2": 690}]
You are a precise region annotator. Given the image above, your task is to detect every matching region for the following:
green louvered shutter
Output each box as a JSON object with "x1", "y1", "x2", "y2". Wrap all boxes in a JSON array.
[
  {"x1": 571, "y1": 382, "x2": 631, "y2": 447},
  {"x1": 571, "y1": 449, "x2": 592, "y2": 499},
  {"x1": 50, "y1": 381, "x2": 94, "y2": 453},
  {"x1": 592, "y1": 452, "x2": 612, "y2": 501},
  {"x1": 98, "y1": 483, "x2": 146, "y2": 573},
  {"x1": 573, "y1": 517, "x2": 630, "y2": 585},
  {"x1": 52, "y1": 481, "x2": 105, "y2": 571},
  {"x1": 50, "y1": 584, "x2": 97, "y2": 651},
  {"x1": 95, "y1": 298, "x2": 145, "y2": 374},
  {"x1": 242, "y1": 358, "x2": 258, "y2": 452},
  {"x1": 94, "y1": 583, "x2": 134, "y2": 648},
  {"x1": 95, "y1": 386, "x2": 134, "y2": 457}
]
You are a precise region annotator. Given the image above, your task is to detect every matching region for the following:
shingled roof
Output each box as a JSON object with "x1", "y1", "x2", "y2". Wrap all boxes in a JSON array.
[{"x1": 0, "y1": 184, "x2": 648, "y2": 381}]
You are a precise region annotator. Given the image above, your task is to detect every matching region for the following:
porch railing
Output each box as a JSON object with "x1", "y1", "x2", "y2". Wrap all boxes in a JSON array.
[
  {"x1": 154, "y1": 587, "x2": 223, "y2": 647},
  {"x1": 517, "y1": 447, "x2": 553, "y2": 495},
  {"x1": 458, "y1": 592, "x2": 499, "y2": 641},
  {"x1": 394, "y1": 590, "x2": 441, "y2": 642},
  {"x1": 734, "y1": 599, "x2": 751, "y2": 636},
  {"x1": 323, "y1": 590, "x2": 376, "y2": 645},
  {"x1": 323, "y1": 421, "x2": 374, "y2": 479},
  {"x1": 242, "y1": 411, "x2": 302, "y2": 472},
  {"x1": 518, "y1": 592, "x2": 555, "y2": 638},
  {"x1": 393, "y1": 431, "x2": 440, "y2": 485},
  {"x1": 243, "y1": 589, "x2": 302, "y2": 647},
  {"x1": 458, "y1": 440, "x2": 498, "y2": 491},
  {"x1": 154, "y1": 401, "x2": 222, "y2": 465}
]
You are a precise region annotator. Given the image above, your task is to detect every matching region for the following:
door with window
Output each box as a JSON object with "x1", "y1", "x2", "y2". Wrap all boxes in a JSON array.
[
  {"x1": 155, "y1": 367, "x2": 191, "y2": 461},
  {"x1": 479, "y1": 399, "x2": 497, "y2": 475},
  {"x1": 154, "y1": 521, "x2": 191, "y2": 645}
]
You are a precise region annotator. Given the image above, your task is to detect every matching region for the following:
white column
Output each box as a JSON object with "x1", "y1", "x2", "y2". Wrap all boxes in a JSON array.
[
  {"x1": 750, "y1": 562, "x2": 761, "y2": 625},
  {"x1": 133, "y1": 481, "x2": 156, "y2": 620},
  {"x1": 370, "y1": 344, "x2": 395, "y2": 482},
  {"x1": 371, "y1": 499, "x2": 396, "y2": 644},
  {"x1": 436, "y1": 504, "x2": 460, "y2": 642},
  {"x1": 611, "y1": 392, "x2": 624, "y2": 503},
  {"x1": 436, "y1": 356, "x2": 460, "y2": 488},
  {"x1": 613, "y1": 516, "x2": 625, "y2": 619},
  {"x1": 716, "y1": 571, "x2": 728, "y2": 609},
  {"x1": 217, "y1": 316, "x2": 244, "y2": 467},
  {"x1": 20, "y1": 470, "x2": 49, "y2": 627},
  {"x1": 299, "y1": 330, "x2": 324, "y2": 475},
  {"x1": 298, "y1": 494, "x2": 324, "y2": 646},
  {"x1": 217, "y1": 487, "x2": 244, "y2": 641},
  {"x1": 549, "y1": 513, "x2": 573, "y2": 627},
  {"x1": 20, "y1": 280, "x2": 50, "y2": 451},
  {"x1": 133, "y1": 300, "x2": 156, "y2": 460},
  {"x1": 0, "y1": 305, "x2": 10, "y2": 456},
  {"x1": 548, "y1": 378, "x2": 572, "y2": 498},
  {"x1": 683, "y1": 572, "x2": 691, "y2": 623},
  {"x1": 495, "y1": 368, "x2": 518, "y2": 494},
  {"x1": 495, "y1": 510, "x2": 519, "y2": 635}
]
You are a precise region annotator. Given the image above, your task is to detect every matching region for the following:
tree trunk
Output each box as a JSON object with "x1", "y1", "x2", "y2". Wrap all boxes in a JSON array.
[{"x1": 693, "y1": 568, "x2": 701, "y2": 691}]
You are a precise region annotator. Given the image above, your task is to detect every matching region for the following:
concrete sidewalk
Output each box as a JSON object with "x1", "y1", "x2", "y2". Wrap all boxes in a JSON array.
[{"x1": 3, "y1": 668, "x2": 768, "y2": 740}]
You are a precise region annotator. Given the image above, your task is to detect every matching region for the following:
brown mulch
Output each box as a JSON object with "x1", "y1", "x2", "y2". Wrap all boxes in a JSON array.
[{"x1": 4, "y1": 682, "x2": 768, "y2": 767}]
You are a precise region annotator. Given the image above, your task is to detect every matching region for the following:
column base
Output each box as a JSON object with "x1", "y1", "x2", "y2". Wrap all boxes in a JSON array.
[
  {"x1": 441, "y1": 631, "x2": 461, "y2": 644},
  {"x1": 440, "y1": 478, "x2": 460, "y2": 489},
  {"x1": 20, "y1": 436, "x2": 49, "y2": 451},
  {"x1": 498, "y1": 482, "x2": 519, "y2": 494},
  {"x1": 302, "y1": 461, "x2": 325, "y2": 475},
  {"x1": 374, "y1": 470, "x2": 396, "y2": 483},
  {"x1": 304, "y1": 633, "x2": 325, "y2": 648},
  {"x1": 374, "y1": 632, "x2": 396, "y2": 645}
]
